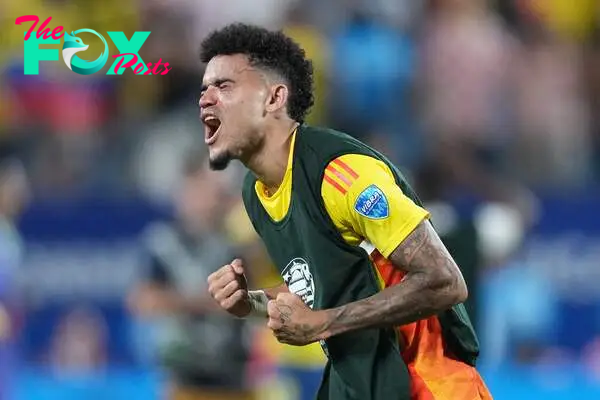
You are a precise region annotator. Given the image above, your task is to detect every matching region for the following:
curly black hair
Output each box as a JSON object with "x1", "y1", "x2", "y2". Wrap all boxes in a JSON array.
[{"x1": 199, "y1": 23, "x2": 314, "y2": 123}]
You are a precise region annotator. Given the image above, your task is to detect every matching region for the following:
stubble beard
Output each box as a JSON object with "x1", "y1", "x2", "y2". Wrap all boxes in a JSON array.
[
  {"x1": 208, "y1": 128, "x2": 264, "y2": 171},
  {"x1": 208, "y1": 150, "x2": 232, "y2": 171}
]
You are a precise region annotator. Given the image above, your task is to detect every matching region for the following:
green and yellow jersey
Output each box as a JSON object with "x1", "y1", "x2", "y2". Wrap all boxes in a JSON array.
[{"x1": 252, "y1": 130, "x2": 491, "y2": 399}]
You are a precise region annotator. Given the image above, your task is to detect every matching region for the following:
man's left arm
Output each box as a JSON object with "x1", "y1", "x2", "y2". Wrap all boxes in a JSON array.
[
  {"x1": 267, "y1": 219, "x2": 468, "y2": 345},
  {"x1": 318, "y1": 219, "x2": 468, "y2": 339},
  {"x1": 266, "y1": 154, "x2": 468, "y2": 345}
]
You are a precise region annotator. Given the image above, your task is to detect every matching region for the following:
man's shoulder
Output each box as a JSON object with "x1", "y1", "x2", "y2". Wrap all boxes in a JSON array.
[
  {"x1": 320, "y1": 153, "x2": 396, "y2": 214},
  {"x1": 298, "y1": 124, "x2": 365, "y2": 150},
  {"x1": 296, "y1": 124, "x2": 378, "y2": 172}
]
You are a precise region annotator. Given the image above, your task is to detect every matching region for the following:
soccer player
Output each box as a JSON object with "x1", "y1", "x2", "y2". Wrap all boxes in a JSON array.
[{"x1": 203, "y1": 24, "x2": 493, "y2": 400}]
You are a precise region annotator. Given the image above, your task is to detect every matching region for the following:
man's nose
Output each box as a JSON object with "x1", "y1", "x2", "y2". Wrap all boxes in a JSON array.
[{"x1": 199, "y1": 87, "x2": 217, "y2": 108}]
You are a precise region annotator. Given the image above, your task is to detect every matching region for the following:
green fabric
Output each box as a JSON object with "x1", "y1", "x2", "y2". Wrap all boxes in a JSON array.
[{"x1": 242, "y1": 125, "x2": 480, "y2": 399}]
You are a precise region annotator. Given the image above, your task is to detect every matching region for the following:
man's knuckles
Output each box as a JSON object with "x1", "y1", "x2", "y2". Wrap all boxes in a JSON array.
[
  {"x1": 215, "y1": 282, "x2": 240, "y2": 302},
  {"x1": 276, "y1": 292, "x2": 302, "y2": 304},
  {"x1": 267, "y1": 300, "x2": 279, "y2": 316},
  {"x1": 221, "y1": 290, "x2": 242, "y2": 309}
]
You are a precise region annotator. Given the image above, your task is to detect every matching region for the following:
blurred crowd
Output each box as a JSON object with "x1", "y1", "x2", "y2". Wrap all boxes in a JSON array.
[
  {"x1": 0, "y1": 0, "x2": 598, "y2": 197},
  {"x1": 1, "y1": 0, "x2": 600, "y2": 399}
]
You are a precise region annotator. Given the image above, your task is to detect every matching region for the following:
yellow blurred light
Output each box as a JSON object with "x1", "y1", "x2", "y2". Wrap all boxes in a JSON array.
[{"x1": 531, "y1": 0, "x2": 597, "y2": 40}]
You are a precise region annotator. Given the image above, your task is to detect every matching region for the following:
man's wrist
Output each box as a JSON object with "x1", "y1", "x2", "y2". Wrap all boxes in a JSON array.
[
  {"x1": 248, "y1": 290, "x2": 269, "y2": 318},
  {"x1": 317, "y1": 307, "x2": 347, "y2": 339}
]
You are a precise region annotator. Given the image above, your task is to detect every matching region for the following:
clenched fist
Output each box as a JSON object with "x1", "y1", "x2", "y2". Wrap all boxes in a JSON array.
[
  {"x1": 267, "y1": 292, "x2": 329, "y2": 346},
  {"x1": 207, "y1": 259, "x2": 251, "y2": 318}
]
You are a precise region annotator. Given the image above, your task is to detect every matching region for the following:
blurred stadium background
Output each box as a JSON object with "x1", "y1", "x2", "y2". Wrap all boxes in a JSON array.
[{"x1": 1, "y1": 0, "x2": 600, "y2": 399}]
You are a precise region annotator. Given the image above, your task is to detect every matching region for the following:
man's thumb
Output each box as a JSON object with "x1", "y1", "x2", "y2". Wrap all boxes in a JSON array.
[
  {"x1": 231, "y1": 258, "x2": 244, "y2": 275},
  {"x1": 267, "y1": 300, "x2": 277, "y2": 317}
]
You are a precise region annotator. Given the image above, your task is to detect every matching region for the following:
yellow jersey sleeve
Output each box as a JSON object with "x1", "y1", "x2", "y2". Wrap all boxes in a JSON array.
[{"x1": 321, "y1": 154, "x2": 430, "y2": 258}]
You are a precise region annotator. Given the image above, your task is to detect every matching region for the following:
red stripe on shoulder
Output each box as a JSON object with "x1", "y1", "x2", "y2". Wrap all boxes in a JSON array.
[
  {"x1": 326, "y1": 165, "x2": 353, "y2": 187},
  {"x1": 324, "y1": 173, "x2": 347, "y2": 194},
  {"x1": 332, "y1": 158, "x2": 359, "y2": 179}
]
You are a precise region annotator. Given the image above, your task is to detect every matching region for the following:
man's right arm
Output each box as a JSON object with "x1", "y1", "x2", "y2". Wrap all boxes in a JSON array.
[{"x1": 208, "y1": 259, "x2": 288, "y2": 319}]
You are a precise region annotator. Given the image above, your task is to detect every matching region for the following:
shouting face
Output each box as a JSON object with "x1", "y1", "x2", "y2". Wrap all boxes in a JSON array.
[{"x1": 199, "y1": 54, "x2": 273, "y2": 170}]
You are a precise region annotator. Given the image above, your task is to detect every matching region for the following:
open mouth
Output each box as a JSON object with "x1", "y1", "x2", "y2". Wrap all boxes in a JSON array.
[{"x1": 203, "y1": 115, "x2": 221, "y2": 145}]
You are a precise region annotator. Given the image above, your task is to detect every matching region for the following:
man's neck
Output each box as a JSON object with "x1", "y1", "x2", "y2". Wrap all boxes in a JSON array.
[{"x1": 245, "y1": 121, "x2": 299, "y2": 194}]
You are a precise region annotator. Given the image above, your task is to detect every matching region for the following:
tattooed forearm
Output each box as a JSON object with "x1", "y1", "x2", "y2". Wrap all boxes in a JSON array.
[{"x1": 321, "y1": 220, "x2": 468, "y2": 338}]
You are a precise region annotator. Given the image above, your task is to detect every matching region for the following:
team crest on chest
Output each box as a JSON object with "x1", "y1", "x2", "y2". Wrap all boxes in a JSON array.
[{"x1": 282, "y1": 258, "x2": 315, "y2": 308}]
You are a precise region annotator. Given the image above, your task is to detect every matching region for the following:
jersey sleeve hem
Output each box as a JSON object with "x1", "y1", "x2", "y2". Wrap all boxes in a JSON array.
[{"x1": 378, "y1": 209, "x2": 430, "y2": 258}]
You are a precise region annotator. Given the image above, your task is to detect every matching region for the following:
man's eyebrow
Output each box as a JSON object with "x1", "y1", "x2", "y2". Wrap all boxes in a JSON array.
[{"x1": 200, "y1": 78, "x2": 235, "y2": 92}]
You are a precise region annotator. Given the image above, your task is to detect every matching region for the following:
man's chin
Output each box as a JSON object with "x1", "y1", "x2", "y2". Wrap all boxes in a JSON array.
[{"x1": 208, "y1": 151, "x2": 231, "y2": 171}]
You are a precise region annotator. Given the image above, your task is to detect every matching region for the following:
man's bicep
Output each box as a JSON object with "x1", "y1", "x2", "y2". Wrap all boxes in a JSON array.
[{"x1": 387, "y1": 220, "x2": 465, "y2": 289}]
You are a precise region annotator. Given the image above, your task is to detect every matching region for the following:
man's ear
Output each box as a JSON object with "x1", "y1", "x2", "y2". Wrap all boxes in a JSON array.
[{"x1": 265, "y1": 83, "x2": 289, "y2": 114}]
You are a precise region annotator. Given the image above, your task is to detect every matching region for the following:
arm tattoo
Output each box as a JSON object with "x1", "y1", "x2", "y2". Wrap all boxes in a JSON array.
[
  {"x1": 322, "y1": 220, "x2": 467, "y2": 338},
  {"x1": 272, "y1": 304, "x2": 318, "y2": 345}
]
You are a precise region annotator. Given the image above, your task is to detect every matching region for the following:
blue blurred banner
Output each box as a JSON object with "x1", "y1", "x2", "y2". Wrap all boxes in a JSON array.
[
  {"x1": 10, "y1": 193, "x2": 600, "y2": 400},
  {"x1": 9, "y1": 365, "x2": 600, "y2": 400},
  {"x1": 14, "y1": 194, "x2": 600, "y2": 365},
  {"x1": 523, "y1": 193, "x2": 600, "y2": 353},
  {"x1": 16, "y1": 198, "x2": 169, "y2": 366}
]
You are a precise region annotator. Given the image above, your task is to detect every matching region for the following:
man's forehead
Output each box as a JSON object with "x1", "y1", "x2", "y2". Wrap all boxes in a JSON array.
[{"x1": 203, "y1": 54, "x2": 256, "y2": 82}]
